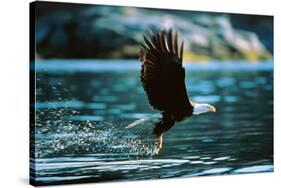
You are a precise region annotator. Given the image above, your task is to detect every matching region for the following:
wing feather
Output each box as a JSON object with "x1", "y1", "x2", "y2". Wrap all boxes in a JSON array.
[
  {"x1": 179, "y1": 41, "x2": 184, "y2": 61},
  {"x1": 173, "y1": 32, "x2": 178, "y2": 55},
  {"x1": 139, "y1": 29, "x2": 193, "y2": 120},
  {"x1": 167, "y1": 29, "x2": 173, "y2": 53}
]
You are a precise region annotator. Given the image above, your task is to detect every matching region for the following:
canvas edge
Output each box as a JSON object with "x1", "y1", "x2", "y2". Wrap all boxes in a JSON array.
[{"x1": 29, "y1": 1, "x2": 37, "y2": 187}]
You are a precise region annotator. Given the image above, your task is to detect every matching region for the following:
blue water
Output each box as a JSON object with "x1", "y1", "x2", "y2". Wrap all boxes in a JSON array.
[{"x1": 32, "y1": 60, "x2": 273, "y2": 185}]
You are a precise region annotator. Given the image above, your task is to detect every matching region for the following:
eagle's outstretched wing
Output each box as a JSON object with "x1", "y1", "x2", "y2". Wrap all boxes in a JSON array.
[{"x1": 139, "y1": 30, "x2": 193, "y2": 121}]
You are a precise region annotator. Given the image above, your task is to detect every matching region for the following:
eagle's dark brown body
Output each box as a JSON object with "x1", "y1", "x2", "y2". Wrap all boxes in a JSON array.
[{"x1": 139, "y1": 30, "x2": 194, "y2": 136}]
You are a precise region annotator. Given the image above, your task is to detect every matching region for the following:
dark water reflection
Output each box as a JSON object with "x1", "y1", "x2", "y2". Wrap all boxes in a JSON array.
[{"x1": 32, "y1": 60, "x2": 273, "y2": 185}]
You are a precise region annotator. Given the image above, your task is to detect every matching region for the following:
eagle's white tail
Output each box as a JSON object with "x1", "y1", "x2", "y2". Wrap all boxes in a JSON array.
[{"x1": 125, "y1": 113, "x2": 161, "y2": 129}]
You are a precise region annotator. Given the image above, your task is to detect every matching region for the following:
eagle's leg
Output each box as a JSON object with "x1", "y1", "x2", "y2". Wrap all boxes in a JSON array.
[
  {"x1": 152, "y1": 112, "x2": 175, "y2": 154},
  {"x1": 154, "y1": 134, "x2": 163, "y2": 154},
  {"x1": 153, "y1": 111, "x2": 175, "y2": 136}
]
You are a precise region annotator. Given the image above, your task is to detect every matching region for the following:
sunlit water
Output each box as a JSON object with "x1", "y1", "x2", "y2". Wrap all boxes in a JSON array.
[{"x1": 31, "y1": 60, "x2": 273, "y2": 185}]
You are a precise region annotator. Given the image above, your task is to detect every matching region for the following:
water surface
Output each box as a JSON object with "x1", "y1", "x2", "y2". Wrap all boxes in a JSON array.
[{"x1": 32, "y1": 60, "x2": 273, "y2": 185}]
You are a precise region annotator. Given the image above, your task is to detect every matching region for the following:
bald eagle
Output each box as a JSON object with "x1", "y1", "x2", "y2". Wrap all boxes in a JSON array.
[{"x1": 126, "y1": 30, "x2": 216, "y2": 154}]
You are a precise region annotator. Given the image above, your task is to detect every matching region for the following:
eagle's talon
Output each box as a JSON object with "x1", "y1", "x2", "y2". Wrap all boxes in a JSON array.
[{"x1": 153, "y1": 134, "x2": 163, "y2": 155}]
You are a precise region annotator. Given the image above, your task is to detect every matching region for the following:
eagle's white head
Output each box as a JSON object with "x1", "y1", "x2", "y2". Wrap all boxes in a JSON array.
[{"x1": 193, "y1": 103, "x2": 216, "y2": 115}]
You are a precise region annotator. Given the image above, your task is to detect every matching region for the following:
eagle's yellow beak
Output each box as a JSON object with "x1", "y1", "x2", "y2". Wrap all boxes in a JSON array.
[{"x1": 209, "y1": 105, "x2": 216, "y2": 112}]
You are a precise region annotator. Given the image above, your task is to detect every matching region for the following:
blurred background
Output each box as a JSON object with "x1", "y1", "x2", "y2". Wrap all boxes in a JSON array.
[{"x1": 34, "y1": 2, "x2": 273, "y2": 62}]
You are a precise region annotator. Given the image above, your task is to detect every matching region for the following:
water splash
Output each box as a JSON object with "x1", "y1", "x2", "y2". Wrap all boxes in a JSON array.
[
  {"x1": 35, "y1": 83, "x2": 157, "y2": 158},
  {"x1": 36, "y1": 108, "x2": 157, "y2": 158}
]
